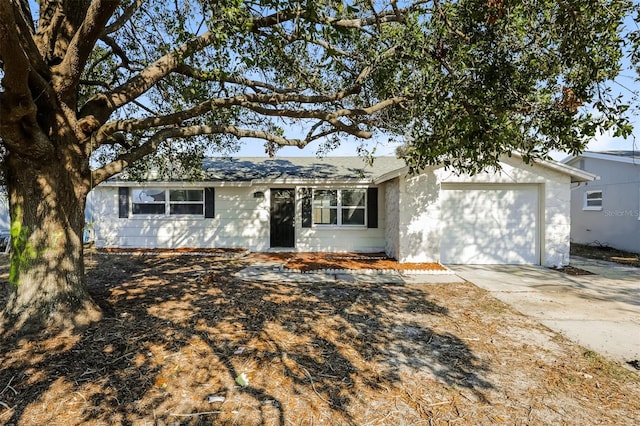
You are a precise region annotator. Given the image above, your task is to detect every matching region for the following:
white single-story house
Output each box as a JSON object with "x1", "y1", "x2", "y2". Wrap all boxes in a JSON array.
[
  {"x1": 563, "y1": 151, "x2": 640, "y2": 253},
  {"x1": 88, "y1": 155, "x2": 593, "y2": 266}
]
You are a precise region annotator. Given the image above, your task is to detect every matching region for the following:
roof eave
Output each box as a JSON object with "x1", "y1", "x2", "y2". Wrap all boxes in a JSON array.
[
  {"x1": 508, "y1": 153, "x2": 596, "y2": 183},
  {"x1": 96, "y1": 177, "x2": 376, "y2": 187},
  {"x1": 563, "y1": 151, "x2": 640, "y2": 165}
]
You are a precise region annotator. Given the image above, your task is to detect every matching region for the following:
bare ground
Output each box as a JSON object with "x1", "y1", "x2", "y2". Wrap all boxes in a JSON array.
[
  {"x1": 571, "y1": 243, "x2": 640, "y2": 267},
  {"x1": 0, "y1": 251, "x2": 639, "y2": 425}
]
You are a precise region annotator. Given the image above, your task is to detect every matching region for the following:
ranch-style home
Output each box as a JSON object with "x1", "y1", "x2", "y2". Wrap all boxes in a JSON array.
[
  {"x1": 563, "y1": 151, "x2": 640, "y2": 253},
  {"x1": 86, "y1": 155, "x2": 594, "y2": 266}
]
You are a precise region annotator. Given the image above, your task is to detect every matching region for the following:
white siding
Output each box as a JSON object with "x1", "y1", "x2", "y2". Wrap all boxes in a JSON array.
[
  {"x1": 92, "y1": 186, "x2": 270, "y2": 251},
  {"x1": 0, "y1": 188, "x2": 9, "y2": 231},
  {"x1": 396, "y1": 170, "x2": 442, "y2": 263},
  {"x1": 91, "y1": 183, "x2": 387, "y2": 253}
]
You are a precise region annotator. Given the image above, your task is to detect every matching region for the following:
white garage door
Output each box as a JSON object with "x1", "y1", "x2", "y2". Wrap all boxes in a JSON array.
[{"x1": 440, "y1": 184, "x2": 540, "y2": 264}]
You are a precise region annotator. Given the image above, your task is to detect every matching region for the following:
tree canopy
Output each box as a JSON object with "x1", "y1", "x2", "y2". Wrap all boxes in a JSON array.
[
  {"x1": 1, "y1": 0, "x2": 635, "y2": 181},
  {"x1": 0, "y1": 0, "x2": 636, "y2": 333}
]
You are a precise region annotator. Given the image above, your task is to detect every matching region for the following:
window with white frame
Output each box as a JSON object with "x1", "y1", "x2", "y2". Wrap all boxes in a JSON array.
[
  {"x1": 583, "y1": 190, "x2": 603, "y2": 210},
  {"x1": 313, "y1": 189, "x2": 366, "y2": 226},
  {"x1": 132, "y1": 189, "x2": 204, "y2": 216}
]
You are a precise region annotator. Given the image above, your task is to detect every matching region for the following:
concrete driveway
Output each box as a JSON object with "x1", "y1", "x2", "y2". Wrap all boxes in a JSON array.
[{"x1": 451, "y1": 257, "x2": 640, "y2": 370}]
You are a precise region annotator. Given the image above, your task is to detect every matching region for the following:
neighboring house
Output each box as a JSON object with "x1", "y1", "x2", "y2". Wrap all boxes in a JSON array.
[
  {"x1": 563, "y1": 151, "x2": 640, "y2": 253},
  {"x1": 89, "y1": 155, "x2": 593, "y2": 266}
]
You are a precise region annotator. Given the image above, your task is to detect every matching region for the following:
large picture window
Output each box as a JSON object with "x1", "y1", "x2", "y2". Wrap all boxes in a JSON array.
[
  {"x1": 132, "y1": 189, "x2": 204, "y2": 216},
  {"x1": 313, "y1": 189, "x2": 366, "y2": 226}
]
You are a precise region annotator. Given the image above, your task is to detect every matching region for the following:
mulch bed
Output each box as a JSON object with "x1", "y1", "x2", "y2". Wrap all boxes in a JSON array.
[
  {"x1": 549, "y1": 265, "x2": 595, "y2": 276},
  {"x1": 1, "y1": 253, "x2": 639, "y2": 425},
  {"x1": 98, "y1": 249, "x2": 447, "y2": 272},
  {"x1": 249, "y1": 252, "x2": 448, "y2": 272}
]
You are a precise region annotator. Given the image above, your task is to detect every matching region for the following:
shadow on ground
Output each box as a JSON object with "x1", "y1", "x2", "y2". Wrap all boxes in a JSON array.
[{"x1": 0, "y1": 253, "x2": 492, "y2": 425}]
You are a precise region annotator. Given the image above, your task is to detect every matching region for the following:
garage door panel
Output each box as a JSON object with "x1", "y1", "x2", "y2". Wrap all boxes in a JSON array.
[{"x1": 440, "y1": 185, "x2": 539, "y2": 264}]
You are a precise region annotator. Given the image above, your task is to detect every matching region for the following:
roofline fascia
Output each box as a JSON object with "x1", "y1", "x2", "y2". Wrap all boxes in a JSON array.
[
  {"x1": 374, "y1": 155, "x2": 596, "y2": 184},
  {"x1": 564, "y1": 151, "x2": 640, "y2": 165},
  {"x1": 508, "y1": 153, "x2": 596, "y2": 182},
  {"x1": 96, "y1": 178, "x2": 376, "y2": 188},
  {"x1": 373, "y1": 165, "x2": 410, "y2": 184}
]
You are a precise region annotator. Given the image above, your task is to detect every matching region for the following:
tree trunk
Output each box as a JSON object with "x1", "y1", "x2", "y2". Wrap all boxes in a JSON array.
[{"x1": 0, "y1": 150, "x2": 102, "y2": 335}]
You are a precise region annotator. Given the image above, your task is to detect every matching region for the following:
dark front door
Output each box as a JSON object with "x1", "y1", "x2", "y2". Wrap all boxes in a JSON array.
[{"x1": 270, "y1": 188, "x2": 295, "y2": 248}]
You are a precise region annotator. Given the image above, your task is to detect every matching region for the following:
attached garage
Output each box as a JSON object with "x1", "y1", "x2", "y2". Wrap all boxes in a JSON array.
[
  {"x1": 378, "y1": 155, "x2": 595, "y2": 267},
  {"x1": 439, "y1": 183, "x2": 540, "y2": 264}
]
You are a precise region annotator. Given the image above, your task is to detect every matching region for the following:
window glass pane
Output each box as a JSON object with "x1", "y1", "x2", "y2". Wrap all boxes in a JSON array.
[
  {"x1": 586, "y1": 200, "x2": 602, "y2": 207},
  {"x1": 586, "y1": 192, "x2": 602, "y2": 200},
  {"x1": 313, "y1": 190, "x2": 337, "y2": 207},
  {"x1": 132, "y1": 189, "x2": 165, "y2": 202},
  {"x1": 341, "y1": 189, "x2": 365, "y2": 207},
  {"x1": 342, "y1": 208, "x2": 365, "y2": 225},
  {"x1": 170, "y1": 204, "x2": 204, "y2": 215},
  {"x1": 313, "y1": 208, "x2": 337, "y2": 224},
  {"x1": 132, "y1": 204, "x2": 165, "y2": 215},
  {"x1": 170, "y1": 190, "x2": 203, "y2": 202}
]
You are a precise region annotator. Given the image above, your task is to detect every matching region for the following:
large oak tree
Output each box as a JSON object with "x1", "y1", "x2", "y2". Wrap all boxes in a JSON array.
[{"x1": 0, "y1": 0, "x2": 633, "y2": 334}]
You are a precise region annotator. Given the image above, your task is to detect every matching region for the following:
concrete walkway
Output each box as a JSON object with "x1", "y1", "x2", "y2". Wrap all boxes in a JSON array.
[
  {"x1": 235, "y1": 260, "x2": 463, "y2": 284},
  {"x1": 452, "y1": 257, "x2": 640, "y2": 369}
]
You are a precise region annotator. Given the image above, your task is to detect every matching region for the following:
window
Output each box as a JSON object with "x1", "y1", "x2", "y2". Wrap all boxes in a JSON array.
[
  {"x1": 313, "y1": 189, "x2": 366, "y2": 226},
  {"x1": 583, "y1": 190, "x2": 603, "y2": 211},
  {"x1": 132, "y1": 189, "x2": 204, "y2": 216},
  {"x1": 169, "y1": 189, "x2": 204, "y2": 215},
  {"x1": 132, "y1": 189, "x2": 165, "y2": 215}
]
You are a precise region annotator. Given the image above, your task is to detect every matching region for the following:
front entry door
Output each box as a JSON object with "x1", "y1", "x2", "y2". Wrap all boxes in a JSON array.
[{"x1": 270, "y1": 188, "x2": 295, "y2": 248}]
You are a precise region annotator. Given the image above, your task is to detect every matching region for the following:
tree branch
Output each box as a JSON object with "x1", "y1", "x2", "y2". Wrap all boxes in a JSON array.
[
  {"x1": 92, "y1": 88, "x2": 366, "y2": 145},
  {"x1": 433, "y1": 0, "x2": 471, "y2": 42},
  {"x1": 80, "y1": 30, "x2": 218, "y2": 124},
  {"x1": 10, "y1": 0, "x2": 51, "y2": 81},
  {"x1": 328, "y1": 11, "x2": 405, "y2": 28},
  {"x1": 91, "y1": 125, "x2": 307, "y2": 185},
  {"x1": 104, "y1": 0, "x2": 146, "y2": 35},
  {"x1": 174, "y1": 64, "x2": 297, "y2": 94},
  {"x1": 239, "y1": 96, "x2": 407, "y2": 123},
  {"x1": 0, "y1": 2, "x2": 36, "y2": 122},
  {"x1": 55, "y1": 0, "x2": 119, "y2": 102},
  {"x1": 100, "y1": 34, "x2": 133, "y2": 69}
]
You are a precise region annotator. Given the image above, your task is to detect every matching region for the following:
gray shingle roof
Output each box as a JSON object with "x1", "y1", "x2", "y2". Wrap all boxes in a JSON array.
[{"x1": 202, "y1": 156, "x2": 406, "y2": 182}]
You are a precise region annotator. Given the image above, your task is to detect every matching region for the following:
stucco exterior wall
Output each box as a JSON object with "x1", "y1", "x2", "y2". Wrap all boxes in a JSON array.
[
  {"x1": 568, "y1": 157, "x2": 640, "y2": 253},
  {"x1": 384, "y1": 179, "x2": 400, "y2": 258},
  {"x1": 392, "y1": 158, "x2": 572, "y2": 266},
  {"x1": 397, "y1": 170, "x2": 442, "y2": 263}
]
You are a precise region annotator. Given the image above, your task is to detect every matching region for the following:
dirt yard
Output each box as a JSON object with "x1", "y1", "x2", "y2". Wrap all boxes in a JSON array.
[
  {"x1": 571, "y1": 243, "x2": 640, "y2": 267},
  {"x1": 1, "y1": 251, "x2": 639, "y2": 425}
]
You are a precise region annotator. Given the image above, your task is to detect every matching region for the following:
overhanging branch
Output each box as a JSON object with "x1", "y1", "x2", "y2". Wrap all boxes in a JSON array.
[
  {"x1": 91, "y1": 125, "x2": 308, "y2": 185},
  {"x1": 104, "y1": 0, "x2": 146, "y2": 35},
  {"x1": 92, "y1": 88, "x2": 369, "y2": 146}
]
